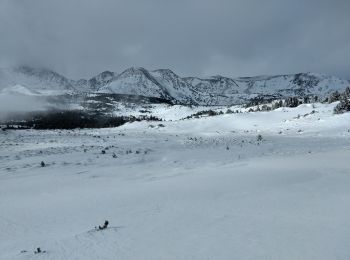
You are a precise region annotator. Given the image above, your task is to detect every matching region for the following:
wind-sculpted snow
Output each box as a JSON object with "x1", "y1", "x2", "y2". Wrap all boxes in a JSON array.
[
  {"x1": 0, "y1": 66, "x2": 349, "y2": 106},
  {"x1": 0, "y1": 103, "x2": 350, "y2": 260}
]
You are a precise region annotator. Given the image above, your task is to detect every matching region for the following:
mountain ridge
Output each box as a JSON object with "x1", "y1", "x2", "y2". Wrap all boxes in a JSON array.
[{"x1": 0, "y1": 66, "x2": 348, "y2": 105}]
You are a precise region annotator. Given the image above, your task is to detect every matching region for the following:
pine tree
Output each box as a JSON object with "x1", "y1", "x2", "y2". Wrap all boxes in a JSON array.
[
  {"x1": 334, "y1": 94, "x2": 350, "y2": 114},
  {"x1": 328, "y1": 91, "x2": 341, "y2": 103}
]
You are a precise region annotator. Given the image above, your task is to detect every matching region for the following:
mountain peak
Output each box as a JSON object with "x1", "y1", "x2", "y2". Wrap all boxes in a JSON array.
[
  {"x1": 97, "y1": 70, "x2": 114, "y2": 77},
  {"x1": 121, "y1": 67, "x2": 148, "y2": 75},
  {"x1": 153, "y1": 69, "x2": 177, "y2": 76}
]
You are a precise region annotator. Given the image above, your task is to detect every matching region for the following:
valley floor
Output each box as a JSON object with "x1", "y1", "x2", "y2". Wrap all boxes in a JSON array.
[{"x1": 0, "y1": 103, "x2": 349, "y2": 260}]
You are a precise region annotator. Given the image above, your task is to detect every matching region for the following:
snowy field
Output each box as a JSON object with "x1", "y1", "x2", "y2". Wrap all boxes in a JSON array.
[{"x1": 0, "y1": 103, "x2": 350, "y2": 260}]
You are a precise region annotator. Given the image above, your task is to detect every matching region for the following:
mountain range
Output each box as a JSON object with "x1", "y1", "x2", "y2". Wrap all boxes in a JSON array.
[{"x1": 0, "y1": 66, "x2": 349, "y2": 106}]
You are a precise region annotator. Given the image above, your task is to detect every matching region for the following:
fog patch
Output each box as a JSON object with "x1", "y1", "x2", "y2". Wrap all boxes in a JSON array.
[{"x1": 0, "y1": 93, "x2": 59, "y2": 122}]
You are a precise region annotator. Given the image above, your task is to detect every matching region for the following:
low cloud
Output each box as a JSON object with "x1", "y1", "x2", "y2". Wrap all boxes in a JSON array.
[
  {"x1": 0, "y1": 0, "x2": 349, "y2": 79},
  {"x1": 0, "y1": 94, "x2": 48, "y2": 121}
]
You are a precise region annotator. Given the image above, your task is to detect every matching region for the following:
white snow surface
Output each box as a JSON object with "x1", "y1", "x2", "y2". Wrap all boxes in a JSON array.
[{"x1": 1, "y1": 103, "x2": 350, "y2": 260}]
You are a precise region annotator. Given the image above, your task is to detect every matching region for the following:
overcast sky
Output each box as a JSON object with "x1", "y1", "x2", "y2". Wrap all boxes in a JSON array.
[{"x1": 0, "y1": 0, "x2": 349, "y2": 79}]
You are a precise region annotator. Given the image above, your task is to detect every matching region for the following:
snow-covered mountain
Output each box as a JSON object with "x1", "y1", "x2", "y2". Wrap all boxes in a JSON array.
[
  {"x1": 150, "y1": 69, "x2": 199, "y2": 105},
  {"x1": 184, "y1": 72, "x2": 350, "y2": 105},
  {"x1": 183, "y1": 75, "x2": 245, "y2": 105},
  {"x1": 0, "y1": 66, "x2": 349, "y2": 105},
  {"x1": 0, "y1": 66, "x2": 76, "y2": 95},
  {"x1": 75, "y1": 71, "x2": 115, "y2": 92},
  {"x1": 234, "y1": 72, "x2": 349, "y2": 98},
  {"x1": 97, "y1": 67, "x2": 172, "y2": 100}
]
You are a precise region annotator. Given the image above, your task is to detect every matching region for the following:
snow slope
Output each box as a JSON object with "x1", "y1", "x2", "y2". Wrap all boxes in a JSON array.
[{"x1": 0, "y1": 103, "x2": 350, "y2": 260}]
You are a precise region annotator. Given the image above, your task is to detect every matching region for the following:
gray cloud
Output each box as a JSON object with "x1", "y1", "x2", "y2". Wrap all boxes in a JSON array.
[{"x1": 0, "y1": 0, "x2": 349, "y2": 79}]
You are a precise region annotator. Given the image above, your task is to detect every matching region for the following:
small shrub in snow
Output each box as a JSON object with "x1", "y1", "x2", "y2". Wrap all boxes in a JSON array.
[
  {"x1": 34, "y1": 247, "x2": 46, "y2": 254},
  {"x1": 257, "y1": 134, "x2": 263, "y2": 142},
  {"x1": 97, "y1": 220, "x2": 109, "y2": 230}
]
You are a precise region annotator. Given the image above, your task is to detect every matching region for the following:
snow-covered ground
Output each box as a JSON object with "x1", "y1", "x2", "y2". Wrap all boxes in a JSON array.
[{"x1": 0, "y1": 103, "x2": 349, "y2": 260}]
